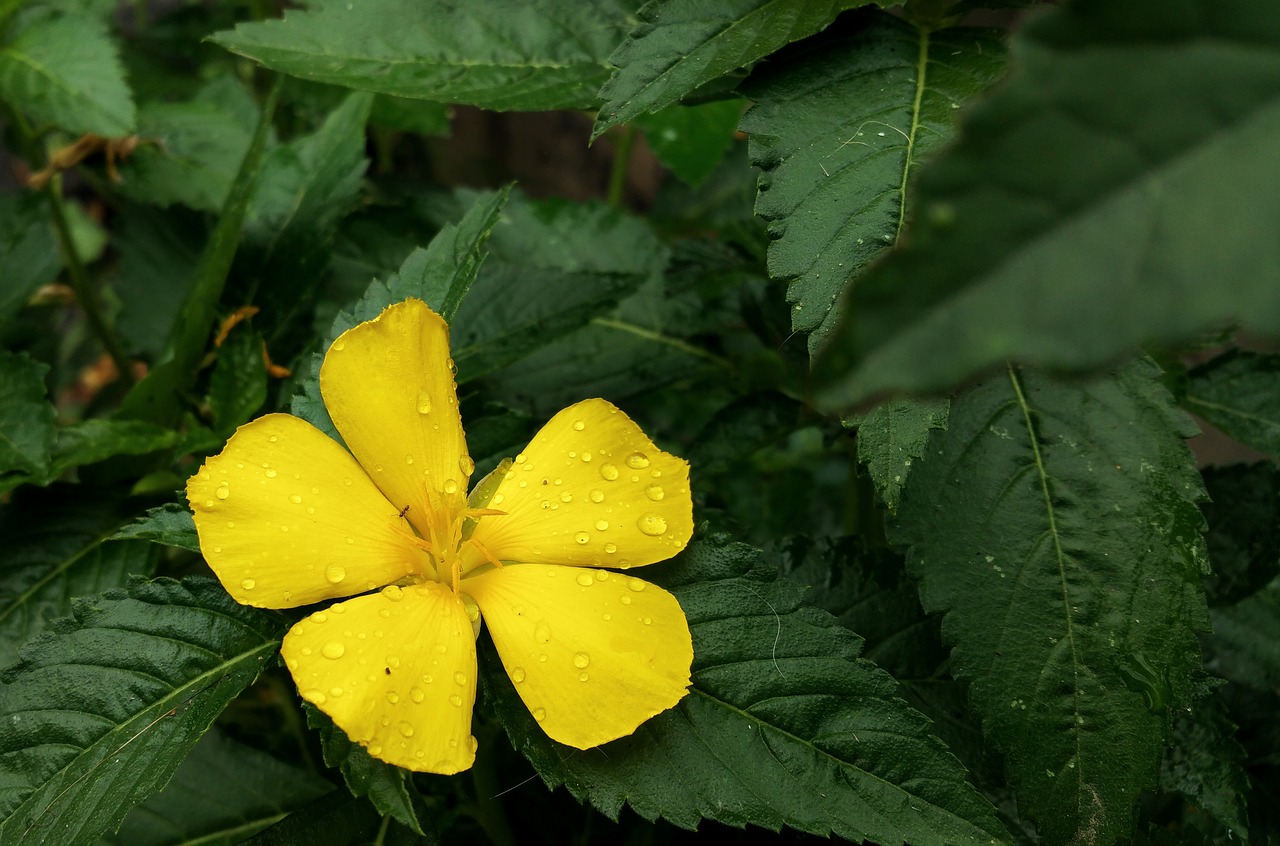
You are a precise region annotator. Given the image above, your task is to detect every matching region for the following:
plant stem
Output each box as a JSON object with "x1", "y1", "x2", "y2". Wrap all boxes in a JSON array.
[
  {"x1": 46, "y1": 176, "x2": 135, "y2": 388},
  {"x1": 606, "y1": 125, "x2": 638, "y2": 209}
]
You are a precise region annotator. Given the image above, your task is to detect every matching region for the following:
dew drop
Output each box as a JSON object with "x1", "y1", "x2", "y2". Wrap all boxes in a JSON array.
[
  {"x1": 511, "y1": 667, "x2": 527, "y2": 683},
  {"x1": 410, "y1": 686, "x2": 425, "y2": 702},
  {"x1": 383, "y1": 585, "x2": 404, "y2": 601},
  {"x1": 449, "y1": 694, "x2": 463, "y2": 707},
  {"x1": 637, "y1": 513, "x2": 667, "y2": 536},
  {"x1": 620, "y1": 595, "x2": 632, "y2": 606},
  {"x1": 534, "y1": 621, "x2": 552, "y2": 643},
  {"x1": 416, "y1": 391, "x2": 432, "y2": 414},
  {"x1": 575, "y1": 531, "x2": 590, "y2": 545},
  {"x1": 581, "y1": 451, "x2": 593, "y2": 462},
  {"x1": 289, "y1": 494, "x2": 303, "y2": 504},
  {"x1": 533, "y1": 707, "x2": 547, "y2": 722},
  {"x1": 604, "y1": 542, "x2": 617, "y2": 554},
  {"x1": 269, "y1": 435, "x2": 278, "y2": 444},
  {"x1": 454, "y1": 671, "x2": 467, "y2": 686},
  {"x1": 240, "y1": 578, "x2": 256, "y2": 590},
  {"x1": 645, "y1": 484, "x2": 665, "y2": 501},
  {"x1": 572, "y1": 419, "x2": 585, "y2": 431},
  {"x1": 325, "y1": 565, "x2": 346, "y2": 584},
  {"x1": 444, "y1": 479, "x2": 458, "y2": 495},
  {"x1": 642, "y1": 617, "x2": 652, "y2": 626},
  {"x1": 332, "y1": 340, "x2": 345, "y2": 351},
  {"x1": 602, "y1": 613, "x2": 612, "y2": 621},
  {"x1": 627, "y1": 578, "x2": 646, "y2": 592},
  {"x1": 304, "y1": 689, "x2": 327, "y2": 704},
  {"x1": 594, "y1": 570, "x2": 610, "y2": 581},
  {"x1": 579, "y1": 673, "x2": 589, "y2": 682},
  {"x1": 215, "y1": 486, "x2": 230, "y2": 500},
  {"x1": 386, "y1": 691, "x2": 400, "y2": 704},
  {"x1": 595, "y1": 519, "x2": 609, "y2": 531},
  {"x1": 492, "y1": 493, "x2": 505, "y2": 506},
  {"x1": 600, "y1": 464, "x2": 619, "y2": 481},
  {"x1": 589, "y1": 489, "x2": 605, "y2": 503},
  {"x1": 322, "y1": 641, "x2": 346, "y2": 659},
  {"x1": 626, "y1": 452, "x2": 650, "y2": 469},
  {"x1": 573, "y1": 652, "x2": 590, "y2": 669},
  {"x1": 576, "y1": 572, "x2": 594, "y2": 587},
  {"x1": 459, "y1": 455, "x2": 475, "y2": 476},
  {"x1": 560, "y1": 491, "x2": 573, "y2": 503},
  {"x1": 398, "y1": 721, "x2": 415, "y2": 737},
  {"x1": 265, "y1": 468, "x2": 278, "y2": 479}
]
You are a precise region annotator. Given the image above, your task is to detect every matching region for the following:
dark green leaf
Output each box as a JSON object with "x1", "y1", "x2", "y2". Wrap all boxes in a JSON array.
[
  {"x1": 814, "y1": 0, "x2": 1280, "y2": 407},
  {"x1": 0, "y1": 193, "x2": 59, "y2": 327},
  {"x1": 1158, "y1": 690, "x2": 1250, "y2": 841},
  {"x1": 689, "y1": 392, "x2": 798, "y2": 477},
  {"x1": 211, "y1": 0, "x2": 632, "y2": 111},
  {"x1": 594, "y1": 0, "x2": 891, "y2": 136},
  {"x1": 241, "y1": 792, "x2": 414, "y2": 846},
  {"x1": 291, "y1": 188, "x2": 510, "y2": 438},
  {"x1": 0, "y1": 11, "x2": 134, "y2": 135},
  {"x1": 892, "y1": 360, "x2": 1211, "y2": 846},
  {"x1": 370, "y1": 95, "x2": 451, "y2": 136},
  {"x1": 304, "y1": 705, "x2": 424, "y2": 836},
  {"x1": 0, "y1": 352, "x2": 54, "y2": 490},
  {"x1": 111, "y1": 206, "x2": 205, "y2": 360},
  {"x1": 1201, "y1": 463, "x2": 1280, "y2": 606},
  {"x1": 0, "y1": 487, "x2": 152, "y2": 670},
  {"x1": 635, "y1": 99, "x2": 743, "y2": 186},
  {"x1": 50, "y1": 420, "x2": 179, "y2": 477},
  {"x1": 101, "y1": 729, "x2": 334, "y2": 846},
  {"x1": 853, "y1": 397, "x2": 948, "y2": 512},
  {"x1": 1185, "y1": 350, "x2": 1280, "y2": 458},
  {"x1": 110, "y1": 503, "x2": 200, "y2": 553},
  {"x1": 0, "y1": 578, "x2": 285, "y2": 846},
  {"x1": 740, "y1": 11, "x2": 1007, "y2": 355},
  {"x1": 207, "y1": 327, "x2": 268, "y2": 435},
  {"x1": 1207, "y1": 577, "x2": 1280, "y2": 691},
  {"x1": 484, "y1": 535, "x2": 1009, "y2": 845}
]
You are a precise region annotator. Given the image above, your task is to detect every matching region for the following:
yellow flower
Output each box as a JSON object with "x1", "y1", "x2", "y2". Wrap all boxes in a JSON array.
[{"x1": 186, "y1": 299, "x2": 694, "y2": 774}]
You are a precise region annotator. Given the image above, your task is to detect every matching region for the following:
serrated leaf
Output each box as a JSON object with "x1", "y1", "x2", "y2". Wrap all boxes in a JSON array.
[
  {"x1": 853, "y1": 397, "x2": 948, "y2": 512},
  {"x1": 0, "y1": 11, "x2": 134, "y2": 135},
  {"x1": 813, "y1": 0, "x2": 1280, "y2": 408},
  {"x1": 1201, "y1": 463, "x2": 1280, "y2": 606},
  {"x1": 304, "y1": 705, "x2": 424, "y2": 836},
  {"x1": 595, "y1": 0, "x2": 890, "y2": 136},
  {"x1": 1206, "y1": 577, "x2": 1280, "y2": 691},
  {"x1": 891, "y1": 360, "x2": 1211, "y2": 846},
  {"x1": 1158, "y1": 691, "x2": 1250, "y2": 841},
  {"x1": 483, "y1": 536, "x2": 1009, "y2": 846},
  {"x1": 1184, "y1": 350, "x2": 1280, "y2": 458},
  {"x1": 0, "y1": 487, "x2": 152, "y2": 669},
  {"x1": 101, "y1": 729, "x2": 333, "y2": 846},
  {"x1": 110, "y1": 503, "x2": 199, "y2": 553},
  {"x1": 740, "y1": 11, "x2": 1007, "y2": 356},
  {"x1": 0, "y1": 192, "x2": 59, "y2": 327},
  {"x1": 291, "y1": 188, "x2": 510, "y2": 438},
  {"x1": 0, "y1": 352, "x2": 54, "y2": 491},
  {"x1": 211, "y1": 0, "x2": 632, "y2": 112},
  {"x1": 208, "y1": 327, "x2": 268, "y2": 435},
  {"x1": 0, "y1": 578, "x2": 285, "y2": 846},
  {"x1": 635, "y1": 99, "x2": 743, "y2": 186},
  {"x1": 50, "y1": 420, "x2": 179, "y2": 476}
]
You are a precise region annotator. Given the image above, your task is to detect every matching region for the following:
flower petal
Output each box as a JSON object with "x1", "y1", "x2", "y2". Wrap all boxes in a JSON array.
[
  {"x1": 282, "y1": 582, "x2": 479, "y2": 774},
  {"x1": 320, "y1": 299, "x2": 471, "y2": 540},
  {"x1": 465, "y1": 399, "x2": 692, "y2": 571},
  {"x1": 187, "y1": 414, "x2": 427, "y2": 608},
  {"x1": 465, "y1": 564, "x2": 691, "y2": 749}
]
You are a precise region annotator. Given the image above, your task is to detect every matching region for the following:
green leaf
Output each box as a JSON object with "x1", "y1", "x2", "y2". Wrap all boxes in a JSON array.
[
  {"x1": 0, "y1": 487, "x2": 152, "y2": 670},
  {"x1": 1206, "y1": 577, "x2": 1280, "y2": 690},
  {"x1": 370, "y1": 95, "x2": 451, "y2": 136},
  {"x1": 102, "y1": 729, "x2": 333, "y2": 846},
  {"x1": 813, "y1": 0, "x2": 1280, "y2": 408},
  {"x1": 117, "y1": 83, "x2": 259, "y2": 212},
  {"x1": 891, "y1": 360, "x2": 1211, "y2": 846},
  {"x1": 304, "y1": 705, "x2": 424, "y2": 836},
  {"x1": 740, "y1": 11, "x2": 1007, "y2": 355},
  {"x1": 0, "y1": 192, "x2": 59, "y2": 327},
  {"x1": 483, "y1": 535, "x2": 1010, "y2": 846},
  {"x1": 594, "y1": 0, "x2": 891, "y2": 137},
  {"x1": 290, "y1": 188, "x2": 510, "y2": 438},
  {"x1": 240, "y1": 792, "x2": 402, "y2": 846},
  {"x1": 853, "y1": 396, "x2": 948, "y2": 512},
  {"x1": 111, "y1": 206, "x2": 205, "y2": 360},
  {"x1": 110, "y1": 503, "x2": 200, "y2": 553},
  {"x1": 211, "y1": 0, "x2": 633, "y2": 111},
  {"x1": 0, "y1": 11, "x2": 134, "y2": 135},
  {"x1": 207, "y1": 327, "x2": 268, "y2": 436},
  {"x1": 1200, "y1": 463, "x2": 1280, "y2": 606},
  {"x1": 1184, "y1": 350, "x2": 1280, "y2": 458},
  {"x1": 635, "y1": 99, "x2": 743, "y2": 186},
  {"x1": 0, "y1": 578, "x2": 285, "y2": 846},
  {"x1": 50, "y1": 420, "x2": 178, "y2": 477},
  {"x1": 0, "y1": 352, "x2": 54, "y2": 490},
  {"x1": 1158, "y1": 690, "x2": 1250, "y2": 841}
]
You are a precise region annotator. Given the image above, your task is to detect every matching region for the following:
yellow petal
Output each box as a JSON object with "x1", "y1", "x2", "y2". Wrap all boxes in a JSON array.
[
  {"x1": 187, "y1": 413, "x2": 427, "y2": 608},
  {"x1": 282, "y1": 582, "x2": 479, "y2": 774},
  {"x1": 320, "y1": 299, "x2": 472, "y2": 540},
  {"x1": 465, "y1": 399, "x2": 692, "y2": 572},
  {"x1": 465, "y1": 564, "x2": 692, "y2": 749}
]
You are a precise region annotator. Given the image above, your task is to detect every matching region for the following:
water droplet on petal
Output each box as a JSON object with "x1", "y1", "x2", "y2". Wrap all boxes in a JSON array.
[
  {"x1": 604, "y1": 542, "x2": 617, "y2": 554},
  {"x1": 332, "y1": 340, "x2": 346, "y2": 351},
  {"x1": 579, "y1": 672, "x2": 589, "y2": 682},
  {"x1": 576, "y1": 572, "x2": 594, "y2": 587},
  {"x1": 492, "y1": 493, "x2": 505, "y2": 505},
  {"x1": 573, "y1": 652, "x2": 590, "y2": 669},
  {"x1": 325, "y1": 565, "x2": 346, "y2": 584},
  {"x1": 454, "y1": 671, "x2": 467, "y2": 686},
  {"x1": 627, "y1": 577, "x2": 646, "y2": 592},
  {"x1": 240, "y1": 578, "x2": 256, "y2": 590},
  {"x1": 645, "y1": 484, "x2": 665, "y2": 501},
  {"x1": 386, "y1": 691, "x2": 400, "y2": 704},
  {"x1": 581, "y1": 451, "x2": 593, "y2": 463},
  {"x1": 575, "y1": 531, "x2": 590, "y2": 545},
  {"x1": 534, "y1": 621, "x2": 552, "y2": 643},
  {"x1": 533, "y1": 707, "x2": 547, "y2": 722},
  {"x1": 398, "y1": 721, "x2": 415, "y2": 737},
  {"x1": 642, "y1": 617, "x2": 652, "y2": 625},
  {"x1": 511, "y1": 667, "x2": 526, "y2": 683},
  {"x1": 560, "y1": 491, "x2": 573, "y2": 503},
  {"x1": 265, "y1": 468, "x2": 278, "y2": 479},
  {"x1": 269, "y1": 435, "x2": 278, "y2": 444},
  {"x1": 215, "y1": 486, "x2": 230, "y2": 500},
  {"x1": 637, "y1": 513, "x2": 667, "y2": 536},
  {"x1": 626, "y1": 452, "x2": 650, "y2": 469},
  {"x1": 410, "y1": 686, "x2": 425, "y2": 702},
  {"x1": 595, "y1": 520, "x2": 609, "y2": 531},
  {"x1": 589, "y1": 489, "x2": 605, "y2": 503},
  {"x1": 444, "y1": 479, "x2": 458, "y2": 495},
  {"x1": 303, "y1": 689, "x2": 327, "y2": 704},
  {"x1": 417, "y1": 391, "x2": 432, "y2": 414},
  {"x1": 449, "y1": 693, "x2": 463, "y2": 707},
  {"x1": 572, "y1": 420, "x2": 585, "y2": 431},
  {"x1": 289, "y1": 494, "x2": 302, "y2": 504},
  {"x1": 459, "y1": 455, "x2": 475, "y2": 476},
  {"x1": 620, "y1": 595, "x2": 632, "y2": 606},
  {"x1": 382, "y1": 585, "x2": 404, "y2": 601},
  {"x1": 322, "y1": 641, "x2": 346, "y2": 659},
  {"x1": 600, "y1": 464, "x2": 618, "y2": 481}
]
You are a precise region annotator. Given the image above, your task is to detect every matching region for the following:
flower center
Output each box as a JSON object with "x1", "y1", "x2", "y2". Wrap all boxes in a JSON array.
[{"x1": 391, "y1": 484, "x2": 505, "y2": 594}]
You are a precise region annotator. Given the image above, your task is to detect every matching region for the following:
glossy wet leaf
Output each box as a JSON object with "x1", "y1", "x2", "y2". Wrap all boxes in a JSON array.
[
  {"x1": 484, "y1": 535, "x2": 1009, "y2": 846},
  {"x1": 814, "y1": 0, "x2": 1280, "y2": 407},
  {"x1": 891, "y1": 360, "x2": 1210, "y2": 846},
  {"x1": 0, "y1": 578, "x2": 284, "y2": 846},
  {"x1": 853, "y1": 396, "x2": 948, "y2": 512},
  {"x1": 110, "y1": 503, "x2": 200, "y2": 553}
]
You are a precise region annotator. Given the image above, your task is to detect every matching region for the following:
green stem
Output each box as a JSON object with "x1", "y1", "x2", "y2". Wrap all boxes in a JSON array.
[
  {"x1": 606, "y1": 125, "x2": 638, "y2": 209},
  {"x1": 47, "y1": 176, "x2": 135, "y2": 388}
]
